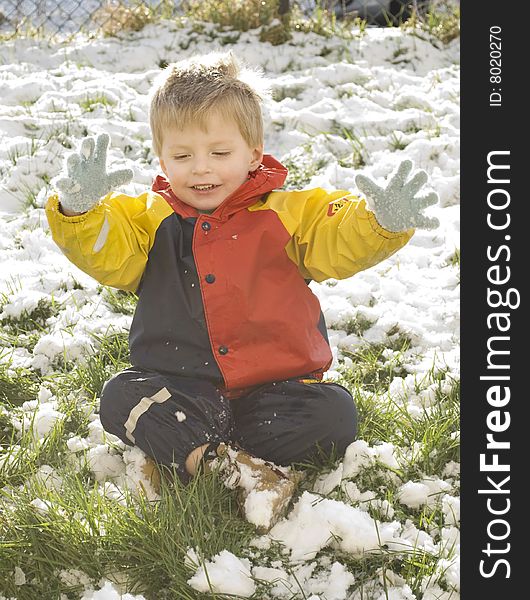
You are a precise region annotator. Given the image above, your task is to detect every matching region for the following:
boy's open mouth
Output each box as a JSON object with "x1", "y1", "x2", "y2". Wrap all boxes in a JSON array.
[{"x1": 190, "y1": 184, "x2": 220, "y2": 192}]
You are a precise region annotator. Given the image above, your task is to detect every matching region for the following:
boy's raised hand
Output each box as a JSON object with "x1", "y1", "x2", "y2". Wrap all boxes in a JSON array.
[
  {"x1": 53, "y1": 133, "x2": 133, "y2": 214},
  {"x1": 355, "y1": 160, "x2": 439, "y2": 232}
]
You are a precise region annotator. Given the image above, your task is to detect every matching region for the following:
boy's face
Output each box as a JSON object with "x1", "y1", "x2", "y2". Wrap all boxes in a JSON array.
[{"x1": 159, "y1": 112, "x2": 263, "y2": 213}]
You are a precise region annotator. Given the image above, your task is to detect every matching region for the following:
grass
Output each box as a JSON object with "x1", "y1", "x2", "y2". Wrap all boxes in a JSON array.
[
  {"x1": 0, "y1": 281, "x2": 460, "y2": 598},
  {"x1": 0, "y1": 0, "x2": 459, "y2": 46},
  {"x1": 282, "y1": 142, "x2": 330, "y2": 188},
  {"x1": 389, "y1": 131, "x2": 410, "y2": 151},
  {"x1": 92, "y1": 1, "x2": 154, "y2": 37},
  {"x1": 66, "y1": 331, "x2": 131, "y2": 398},
  {"x1": 101, "y1": 287, "x2": 138, "y2": 316},
  {"x1": 336, "y1": 126, "x2": 367, "y2": 169},
  {"x1": 403, "y1": 2, "x2": 461, "y2": 45},
  {"x1": 338, "y1": 332, "x2": 412, "y2": 395},
  {"x1": 183, "y1": 0, "x2": 281, "y2": 33},
  {"x1": 0, "y1": 296, "x2": 459, "y2": 598},
  {"x1": 79, "y1": 93, "x2": 116, "y2": 113},
  {"x1": 181, "y1": 0, "x2": 362, "y2": 44},
  {"x1": 0, "y1": 297, "x2": 59, "y2": 333},
  {"x1": 446, "y1": 248, "x2": 460, "y2": 268},
  {"x1": 288, "y1": 1, "x2": 366, "y2": 41},
  {"x1": 337, "y1": 313, "x2": 377, "y2": 337},
  {"x1": 0, "y1": 295, "x2": 61, "y2": 348},
  {"x1": 0, "y1": 467, "x2": 253, "y2": 599},
  {"x1": 0, "y1": 363, "x2": 42, "y2": 407}
]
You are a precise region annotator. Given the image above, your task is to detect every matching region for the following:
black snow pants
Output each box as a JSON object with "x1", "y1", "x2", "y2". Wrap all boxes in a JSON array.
[{"x1": 99, "y1": 367, "x2": 357, "y2": 482}]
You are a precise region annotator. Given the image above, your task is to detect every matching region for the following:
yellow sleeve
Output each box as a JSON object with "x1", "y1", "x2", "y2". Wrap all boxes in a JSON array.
[
  {"x1": 45, "y1": 191, "x2": 174, "y2": 292},
  {"x1": 262, "y1": 189, "x2": 414, "y2": 282}
]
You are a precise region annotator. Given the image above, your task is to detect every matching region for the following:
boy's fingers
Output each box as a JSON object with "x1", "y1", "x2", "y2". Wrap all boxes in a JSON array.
[
  {"x1": 108, "y1": 168, "x2": 134, "y2": 187},
  {"x1": 403, "y1": 170, "x2": 428, "y2": 197},
  {"x1": 415, "y1": 192, "x2": 439, "y2": 209},
  {"x1": 355, "y1": 174, "x2": 381, "y2": 200},
  {"x1": 388, "y1": 160, "x2": 412, "y2": 192},
  {"x1": 80, "y1": 137, "x2": 95, "y2": 160},
  {"x1": 415, "y1": 215, "x2": 440, "y2": 230},
  {"x1": 95, "y1": 133, "x2": 110, "y2": 161},
  {"x1": 66, "y1": 153, "x2": 81, "y2": 174},
  {"x1": 54, "y1": 176, "x2": 74, "y2": 192},
  {"x1": 55, "y1": 176, "x2": 82, "y2": 195}
]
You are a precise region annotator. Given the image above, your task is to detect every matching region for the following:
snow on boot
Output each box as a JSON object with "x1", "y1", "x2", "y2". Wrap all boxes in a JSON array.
[{"x1": 205, "y1": 443, "x2": 299, "y2": 533}]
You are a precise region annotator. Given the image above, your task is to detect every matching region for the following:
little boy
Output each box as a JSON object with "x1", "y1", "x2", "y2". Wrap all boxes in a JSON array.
[{"x1": 45, "y1": 51, "x2": 438, "y2": 531}]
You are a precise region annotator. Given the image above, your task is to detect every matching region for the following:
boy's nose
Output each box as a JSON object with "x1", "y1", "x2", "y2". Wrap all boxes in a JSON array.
[{"x1": 191, "y1": 159, "x2": 212, "y2": 174}]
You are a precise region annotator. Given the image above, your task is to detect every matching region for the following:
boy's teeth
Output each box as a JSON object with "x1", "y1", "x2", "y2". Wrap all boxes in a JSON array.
[{"x1": 193, "y1": 184, "x2": 215, "y2": 190}]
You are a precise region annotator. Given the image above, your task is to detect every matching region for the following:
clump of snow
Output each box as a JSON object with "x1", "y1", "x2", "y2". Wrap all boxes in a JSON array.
[
  {"x1": 397, "y1": 477, "x2": 452, "y2": 509},
  {"x1": 79, "y1": 581, "x2": 146, "y2": 600},
  {"x1": 30, "y1": 464, "x2": 63, "y2": 492},
  {"x1": 374, "y1": 584, "x2": 416, "y2": 600},
  {"x1": 29, "y1": 498, "x2": 54, "y2": 515},
  {"x1": 12, "y1": 393, "x2": 64, "y2": 439},
  {"x1": 396, "y1": 481, "x2": 432, "y2": 509},
  {"x1": 187, "y1": 550, "x2": 255, "y2": 597},
  {"x1": 252, "y1": 560, "x2": 354, "y2": 600},
  {"x1": 398, "y1": 520, "x2": 437, "y2": 554},
  {"x1": 58, "y1": 569, "x2": 92, "y2": 591},
  {"x1": 435, "y1": 556, "x2": 460, "y2": 592},
  {"x1": 0, "y1": 290, "x2": 50, "y2": 320},
  {"x1": 244, "y1": 488, "x2": 280, "y2": 530},
  {"x1": 86, "y1": 445, "x2": 125, "y2": 482},
  {"x1": 342, "y1": 439, "x2": 378, "y2": 477},
  {"x1": 174, "y1": 410, "x2": 186, "y2": 422},
  {"x1": 421, "y1": 584, "x2": 457, "y2": 600},
  {"x1": 442, "y1": 494, "x2": 460, "y2": 526},
  {"x1": 13, "y1": 567, "x2": 26, "y2": 586},
  {"x1": 313, "y1": 439, "x2": 401, "y2": 498},
  {"x1": 305, "y1": 562, "x2": 355, "y2": 600},
  {"x1": 119, "y1": 446, "x2": 160, "y2": 500},
  {"x1": 268, "y1": 491, "x2": 401, "y2": 562},
  {"x1": 67, "y1": 435, "x2": 91, "y2": 453}
]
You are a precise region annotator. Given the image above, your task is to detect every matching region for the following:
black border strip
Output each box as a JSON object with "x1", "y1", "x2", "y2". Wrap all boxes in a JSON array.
[{"x1": 461, "y1": 2, "x2": 524, "y2": 596}]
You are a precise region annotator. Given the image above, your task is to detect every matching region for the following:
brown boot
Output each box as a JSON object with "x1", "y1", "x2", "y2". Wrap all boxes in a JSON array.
[
  {"x1": 140, "y1": 455, "x2": 162, "y2": 495},
  {"x1": 206, "y1": 443, "x2": 300, "y2": 533}
]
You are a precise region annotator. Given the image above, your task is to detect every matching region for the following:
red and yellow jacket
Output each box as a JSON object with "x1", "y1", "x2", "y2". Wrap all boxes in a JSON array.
[{"x1": 46, "y1": 155, "x2": 413, "y2": 395}]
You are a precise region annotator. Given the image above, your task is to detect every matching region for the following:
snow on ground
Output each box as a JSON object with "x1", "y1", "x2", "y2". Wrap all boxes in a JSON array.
[{"x1": 0, "y1": 17, "x2": 459, "y2": 600}]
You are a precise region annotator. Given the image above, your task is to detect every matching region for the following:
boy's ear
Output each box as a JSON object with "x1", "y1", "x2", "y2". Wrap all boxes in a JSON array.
[
  {"x1": 249, "y1": 146, "x2": 264, "y2": 171},
  {"x1": 159, "y1": 158, "x2": 168, "y2": 176}
]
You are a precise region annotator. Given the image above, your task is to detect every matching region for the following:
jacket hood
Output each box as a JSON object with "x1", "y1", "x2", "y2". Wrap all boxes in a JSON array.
[{"x1": 151, "y1": 154, "x2": 288, "y2": 220}]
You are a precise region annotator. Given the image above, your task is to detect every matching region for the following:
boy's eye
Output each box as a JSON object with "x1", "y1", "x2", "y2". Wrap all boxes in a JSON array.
[
  {"x1": 173, "y1": 155, "x2": 189, "y2": 160},
  {"x1": 212, "y1": 151, "x2": 231, "y2": 156}
]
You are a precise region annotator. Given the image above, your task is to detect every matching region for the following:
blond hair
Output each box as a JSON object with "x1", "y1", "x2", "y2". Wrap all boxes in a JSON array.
[{"x1": 149, "y1": 51, "x2": 269, "y2": 156}]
